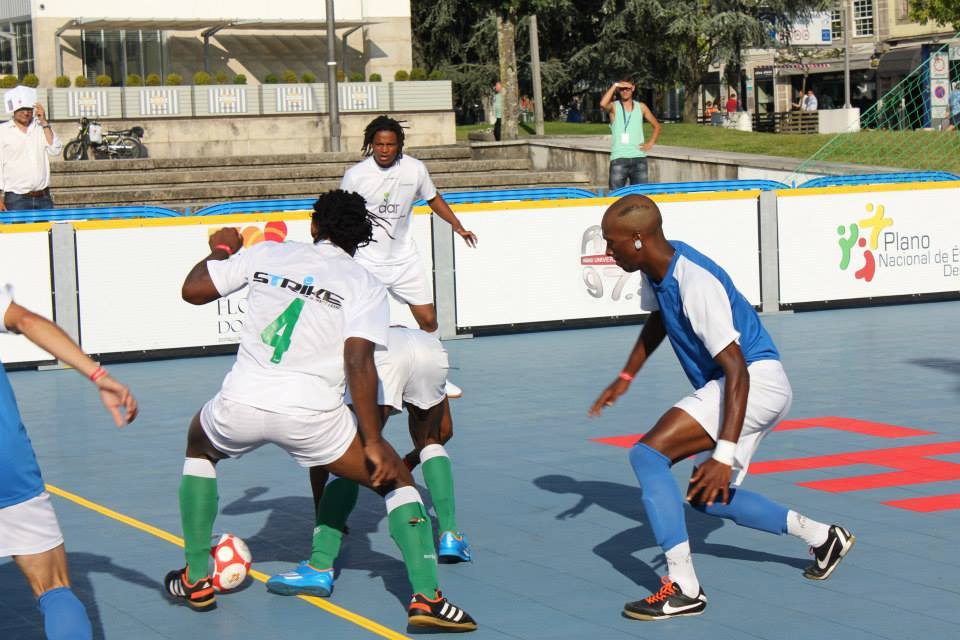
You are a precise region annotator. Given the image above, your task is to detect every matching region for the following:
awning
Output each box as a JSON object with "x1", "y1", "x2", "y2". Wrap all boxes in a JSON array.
[
  {"x1": 766, "y1": 56, "x2": 874, "y2": 77},
  {"x1": 875, "y1": 46, "x2": 923, "y2": 78},
  {"x1": 56, "y1": 17, "x2": 371, "y2": 32}
]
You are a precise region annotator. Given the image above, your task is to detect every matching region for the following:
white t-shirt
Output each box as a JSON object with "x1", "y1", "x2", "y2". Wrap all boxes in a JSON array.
[
  {"x1": 207, "y1": 240, "x2": 389, "y2": 414},
  {"x1": 0, "y1": 120, "x2": 61, "y2": 194},
  {"x1": 340, "y1": 155, "x2": 438, "y2": 265}
]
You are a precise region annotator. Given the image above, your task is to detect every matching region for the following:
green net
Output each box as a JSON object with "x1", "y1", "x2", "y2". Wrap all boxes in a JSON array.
[{"x1": 787, "y1": 33, "x2": 960, "y2": 185}]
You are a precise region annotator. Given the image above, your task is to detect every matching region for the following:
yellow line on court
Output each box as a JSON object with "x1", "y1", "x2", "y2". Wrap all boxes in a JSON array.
[{"x1": 45, "y1": 483, "x2": 410, "y2": 640}]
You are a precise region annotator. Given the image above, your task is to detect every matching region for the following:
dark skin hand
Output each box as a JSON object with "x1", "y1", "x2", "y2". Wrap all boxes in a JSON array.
[
  {"x1": 182, "y1": 227, "x2": 243, "y2": 305},
  {"x1": 685, "y1": 342, "x2": 749, "y2": 507}
]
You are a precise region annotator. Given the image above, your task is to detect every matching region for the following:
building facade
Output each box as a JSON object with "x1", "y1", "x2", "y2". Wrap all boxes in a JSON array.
[{"x1": 1, "y1": 0, "x2": 413, "y2": 87}]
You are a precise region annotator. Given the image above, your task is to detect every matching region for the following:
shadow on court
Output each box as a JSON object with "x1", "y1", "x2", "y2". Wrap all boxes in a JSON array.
[
  {"x1": 0, "y1": 552, "x2": 161, "y2": 640},
  {"x1": 221, "y1": 485, "x2": 418, "y2": 607},
  {"x1": 534, "y1": 475, "x2": 808, "y2": 592},
  {"x1": 909, "y1": 358, "x2": 960, "y2": 391}
]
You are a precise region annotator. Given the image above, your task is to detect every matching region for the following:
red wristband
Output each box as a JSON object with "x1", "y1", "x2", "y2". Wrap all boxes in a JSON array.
[
  {"x1": 213, "y1": 243, "x2": 235, "y2": 256},
  {"x1": 89, "y1": 366, "x2": 108, "y2": 382},
  {"x1": 618, "y1": 371, "x2": 634, "y2": 382}
]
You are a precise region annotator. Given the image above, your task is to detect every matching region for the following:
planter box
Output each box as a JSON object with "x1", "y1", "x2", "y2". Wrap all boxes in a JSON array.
[
  {"x1": 391, "y1": 80, "x2": 452, "y2": 111},
  {"x1": 125, "y1": 86, "x2": 193, "y2": 118},
  {"x1": 196, "y1": 85, "x2": 257, "y2": 117},
  {"x1": 50, "y1": 88, "x2": 123, "y2": 120},
  {"x1": 337, "y1": 82, "x2": 382, "y2": 111},
  {"x1": 262, "y1": 84, "x2": 321, "y2": 114}
]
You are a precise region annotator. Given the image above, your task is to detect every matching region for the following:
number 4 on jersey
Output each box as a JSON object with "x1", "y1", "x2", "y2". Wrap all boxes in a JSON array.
[{"x1": 260, "y1": 299, "x2": 305, "y2": 363}]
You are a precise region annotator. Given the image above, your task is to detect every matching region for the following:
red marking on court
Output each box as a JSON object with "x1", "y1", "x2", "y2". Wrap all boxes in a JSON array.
[
  {"x1": 882, "y1": 494, "x2": 960, "y2": 512},
  {"x1": 591, "y1": 433, "x2": 645, "y2": 448},
  {"x1": 774, "y1": 416, "x2": 935, "y2": 438},
  {"x1": 751, "y1": 441, "x2": 960, "y2": 491}
]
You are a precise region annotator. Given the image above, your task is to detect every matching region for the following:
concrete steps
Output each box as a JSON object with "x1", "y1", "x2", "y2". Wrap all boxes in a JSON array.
[{"x1": 47, "y1": 146, "x2": 592, "y2": 210}]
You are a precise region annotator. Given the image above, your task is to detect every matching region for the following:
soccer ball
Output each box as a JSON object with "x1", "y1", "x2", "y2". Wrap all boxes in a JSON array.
[{"x1": 209, "y1": 533, "x2": 252, "y2": 592}]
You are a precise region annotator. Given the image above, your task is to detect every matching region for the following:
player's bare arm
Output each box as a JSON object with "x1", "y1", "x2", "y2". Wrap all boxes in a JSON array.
[
  {"x1": 686, "y1": 341, "x2": 749, "y2": 507},
  {"x1": 427, "y1": 194, "x2": 477, "y2": 247},
  {"x1": 344, "y1": 336, "x2": 405, "y2": 487},
  {"x1": 640, "y1": 104, "x2": 661, "y2": 152},
  {"x1": 589, "y1": 311, "x2": 666, "y2": 416},
  {"x1": 3, "y1": 302, "x2": 138, "y2": 426},
  {"x1": 182, "y1": 227, "x2": 243, "y2": 305}
]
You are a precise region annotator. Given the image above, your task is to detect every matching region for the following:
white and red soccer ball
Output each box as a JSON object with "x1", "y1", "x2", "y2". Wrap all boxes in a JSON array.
[{"x1": 209, "y1": 533, "x2": 252, "y2": 592}]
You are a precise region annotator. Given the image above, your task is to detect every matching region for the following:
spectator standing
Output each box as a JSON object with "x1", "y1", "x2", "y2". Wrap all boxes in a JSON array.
[
  {"x1": 795, "y1": 89, "x2": 818, "y2": 112},
  {"x1": 599, "y1": 79, "x2": 661, "y2": 189},
  {"x1": 725, "y1": 91, "x2": 738, "y2": 114},
  {"x1": 0, "y1": 86, "x2": 61, "y2": 213},
  {"x1": 493, "y1": 82, "x2": 503, "y2": 141},
  {"x1": 948, "y1": 82, "x2": 960, "y2": 131}
]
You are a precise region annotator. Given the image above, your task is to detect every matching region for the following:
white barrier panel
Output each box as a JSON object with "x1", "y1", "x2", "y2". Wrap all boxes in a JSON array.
[
  {"x1": 778, "y1": 184, "x2": 960, "y2": 305},
  {"x1": 0, "y1": 226, "x2": 55, "y2": 364},
  {"x1": 452, "y1": 195, "x2": 761, "y2": 329},
  {"x1": 75, "y1": 214, "x2": 432, "y2": 355}
]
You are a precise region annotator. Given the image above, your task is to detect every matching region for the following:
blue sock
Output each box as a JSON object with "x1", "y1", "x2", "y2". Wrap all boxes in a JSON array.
[
  {"x1": 690, "y1": 487, "x2": 788, "y2": 535},
  {"x1": 628, "y1": 443, "x2": 688, "y2": 550},
  {"x1": 38, "y1": 587, "x2": 92, "y2": 640}
]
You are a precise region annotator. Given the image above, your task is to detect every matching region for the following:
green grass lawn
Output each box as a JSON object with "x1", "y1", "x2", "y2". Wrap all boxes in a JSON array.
[{"x1": 457, "y1": 121, "x2": 960, "y2": 174}]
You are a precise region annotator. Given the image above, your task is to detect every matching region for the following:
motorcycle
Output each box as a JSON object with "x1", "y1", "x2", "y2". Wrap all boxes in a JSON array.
[{"x1": 62, "y1": 117, "x2": 146, "y2": 161}]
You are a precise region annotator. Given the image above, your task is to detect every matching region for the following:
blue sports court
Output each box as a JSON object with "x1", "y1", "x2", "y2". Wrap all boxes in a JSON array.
[{"x1": 2, "y1": 300, "x2": 959, "y2": 639}]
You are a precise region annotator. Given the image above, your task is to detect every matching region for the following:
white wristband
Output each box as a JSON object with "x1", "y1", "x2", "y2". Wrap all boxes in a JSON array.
[{"x1": 711, "y1": 439, "x2": 737, "y2": 466}]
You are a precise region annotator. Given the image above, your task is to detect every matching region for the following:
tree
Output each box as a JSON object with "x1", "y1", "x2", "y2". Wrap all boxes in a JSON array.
[{"x1": 910, "y1": 0, "x2": 960, "y2": 29}]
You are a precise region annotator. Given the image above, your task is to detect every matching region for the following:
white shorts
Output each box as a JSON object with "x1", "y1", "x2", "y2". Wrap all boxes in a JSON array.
[
  {"x1": 201, "y1": 393, "x2": 357, "y2": 468},
  {"x1": 378, "y1": 341, "x2": 448, "y2": 413},
  {"x1": 357, "y1": 257, "x2": 433, "y2": 306},
  {"x1": 675, "y1": 359, "x2": 792, "y2": 486},
  {"x1": 0, "y1": 492, "x2": 64, "y2": 558}
]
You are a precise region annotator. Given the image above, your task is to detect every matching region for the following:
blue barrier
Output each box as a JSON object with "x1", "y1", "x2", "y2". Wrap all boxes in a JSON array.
[
  {"x1": 194, "y1": 199, "x2": 316, "y2": 216},
  {"x1": 0, "y1": 205, "x2": 180, "y2": 224},
  {"x1": 609, "y1": 179, "x2": 788, "y2": 197},
  {"x1": 798, "y1": 171, "x2": 960, "y2": 189}
]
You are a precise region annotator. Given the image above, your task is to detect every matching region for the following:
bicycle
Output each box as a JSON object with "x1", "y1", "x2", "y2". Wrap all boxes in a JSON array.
[{"x1": 62, "y1": 117, "x2": 145, "y2": 161}]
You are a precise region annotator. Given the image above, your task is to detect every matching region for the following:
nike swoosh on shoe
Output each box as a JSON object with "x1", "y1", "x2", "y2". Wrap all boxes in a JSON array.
[
  {"x1": 661, "y1": 602, "x2": 703, "y2": 615},
  {"x1": 817, "y1": 539, "x2": 838, "y2": 569}
]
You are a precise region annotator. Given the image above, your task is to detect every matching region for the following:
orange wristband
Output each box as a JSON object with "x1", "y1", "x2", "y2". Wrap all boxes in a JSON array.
[
  {"x1": 618, "y1": 371, "x2": 634, "y2": 382},
  {"x1": 213, "y1": 244, "x2": 235, "y2": 256}
]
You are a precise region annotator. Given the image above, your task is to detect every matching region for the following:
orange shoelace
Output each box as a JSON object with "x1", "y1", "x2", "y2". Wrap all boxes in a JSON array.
[{"x1": 644, "y1": 576, "x2": 677, "y2": 603}]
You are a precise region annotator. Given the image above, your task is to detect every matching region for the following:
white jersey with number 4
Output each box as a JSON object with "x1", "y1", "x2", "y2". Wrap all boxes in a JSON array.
[
  {"x1": 340, "y1": 155, "x2": 437, "y2": 265},
  {"x1": 206, "y1": 240, "x2": 389, "y2": 414}
]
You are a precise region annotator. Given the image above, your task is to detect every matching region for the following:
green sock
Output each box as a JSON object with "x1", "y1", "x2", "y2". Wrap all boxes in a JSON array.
[
  {"x1": 310, "y1": 477, "x2": 359, "y2": 569},
  {"x1": 422, "y1": 452, "x2": 458, "y2": 532},
  {"x1": 388, "y1": 500, "x2": 438, "y2": 596},
  {"x1": 179, "y1": 473, "x2": 219, "y2": 583}
]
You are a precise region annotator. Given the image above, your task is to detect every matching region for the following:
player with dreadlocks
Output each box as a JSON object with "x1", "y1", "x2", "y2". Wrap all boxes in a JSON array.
[
  {"x1": 165, "y1": 189, "x2": 478, "y2": 631},
  {"x1": 342, "y1": 116, "x2": 477, "y2": 397}
]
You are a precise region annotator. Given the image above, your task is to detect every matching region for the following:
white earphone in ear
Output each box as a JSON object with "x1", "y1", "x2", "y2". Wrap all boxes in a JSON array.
[{"x1": 634, "y1": 239, "x2": 642, "y2": 250}]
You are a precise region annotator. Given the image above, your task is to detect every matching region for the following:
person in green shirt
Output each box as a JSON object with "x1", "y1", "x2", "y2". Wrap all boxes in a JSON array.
[
  {"x1": 599, "y1": 78, "x2": 661, "y2": 189},
  {"x1": 493, "y1": 81, "x2": 504, "y2": 141}
]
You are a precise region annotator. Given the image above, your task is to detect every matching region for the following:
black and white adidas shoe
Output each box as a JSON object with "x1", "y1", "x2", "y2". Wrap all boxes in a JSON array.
[
  {"x1": 804, "y1": 525, "x2": 855, "y2": 580},
  {"x1": 164, "y1": 568, "x2": 217, "y2": 612},
  {"x1": 407, "y1": 590, "x2": 477, "y2": 631},
  {"x1": 623, "y1": 577, "x2": 707, "y2": 621}
]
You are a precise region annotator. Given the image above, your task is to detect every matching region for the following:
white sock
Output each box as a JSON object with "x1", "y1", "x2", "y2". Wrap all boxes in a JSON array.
[
  {"x1": 665, "y1": 541, "x2": 700, "y2": 597},
  {"x1": 786, "y1": 510, "x2": 830, "y2": 547}
]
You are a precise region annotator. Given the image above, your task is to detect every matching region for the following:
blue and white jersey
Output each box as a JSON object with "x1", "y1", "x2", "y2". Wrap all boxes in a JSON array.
[
  {"x1": 0, "y1": 284, "x2": 45, "y2": 509},
  {"x1": 639, "y1": 242, "x2": 779, "y2": 389}
]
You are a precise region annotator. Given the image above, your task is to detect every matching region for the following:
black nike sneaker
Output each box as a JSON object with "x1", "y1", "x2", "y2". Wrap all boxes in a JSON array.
[
  {"x1": 623, "y1": 577, "x2": 707, "y2": 621},
  {"x1": 804, "y1": 525, "x2": 855, "y2": 580},
  {"x1": 164, "y1": 568, "x2": 217, "y2": 612},
  {"x1": 407, "y1": 590, "x2": 477, "y2": 631}
]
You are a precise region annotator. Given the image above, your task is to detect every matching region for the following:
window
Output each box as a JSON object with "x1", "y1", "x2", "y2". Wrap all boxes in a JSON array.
[
  {"x1": 0, "y1": 20, "x2": 35, "y2": 77},
  {"x1": 853, "y1": 0, "x2": 874, "y2": 37},
  {"x1": 82, "y1": 29, "x2": 164, "y2": 85},
  {"x1": 831, "y1": 7, "x2": 843, "y2": 40}
]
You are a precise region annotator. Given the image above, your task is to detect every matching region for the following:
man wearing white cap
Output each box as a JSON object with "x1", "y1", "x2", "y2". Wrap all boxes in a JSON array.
[{"x1": 0, "y1": 86, "x2": 61, "y2": 212}]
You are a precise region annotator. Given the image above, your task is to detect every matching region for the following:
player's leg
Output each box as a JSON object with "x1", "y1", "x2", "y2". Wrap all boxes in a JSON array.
[
  {"x1": 623, "y1": 407, "x2": 713, "y2": 621},
  {"x1": 407, "y1": 398, "x2": 470, "y2": 562},
  {"x1": 686, "y1": 361, "x2": 854, "y2": 580},
  {"x1": 5, "y1": 492, "x2": 93, "y2": 640},
  {"x1": 165, "y1": 402, "x2": 232, "y2": 612}
]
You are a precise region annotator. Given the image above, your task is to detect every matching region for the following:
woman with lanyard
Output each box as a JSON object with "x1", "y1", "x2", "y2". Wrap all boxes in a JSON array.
[{"x1": 600, "y1": 78, "x2": 661, "y2": 189}]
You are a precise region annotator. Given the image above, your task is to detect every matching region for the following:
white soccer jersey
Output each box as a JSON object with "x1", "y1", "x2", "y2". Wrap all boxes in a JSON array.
[
  {"x1": 206, "y1": 240, "x2": 389, "y2": 414},
  {"x1": 340, "y1": 155, "x2": 437, "y2": 265}
]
